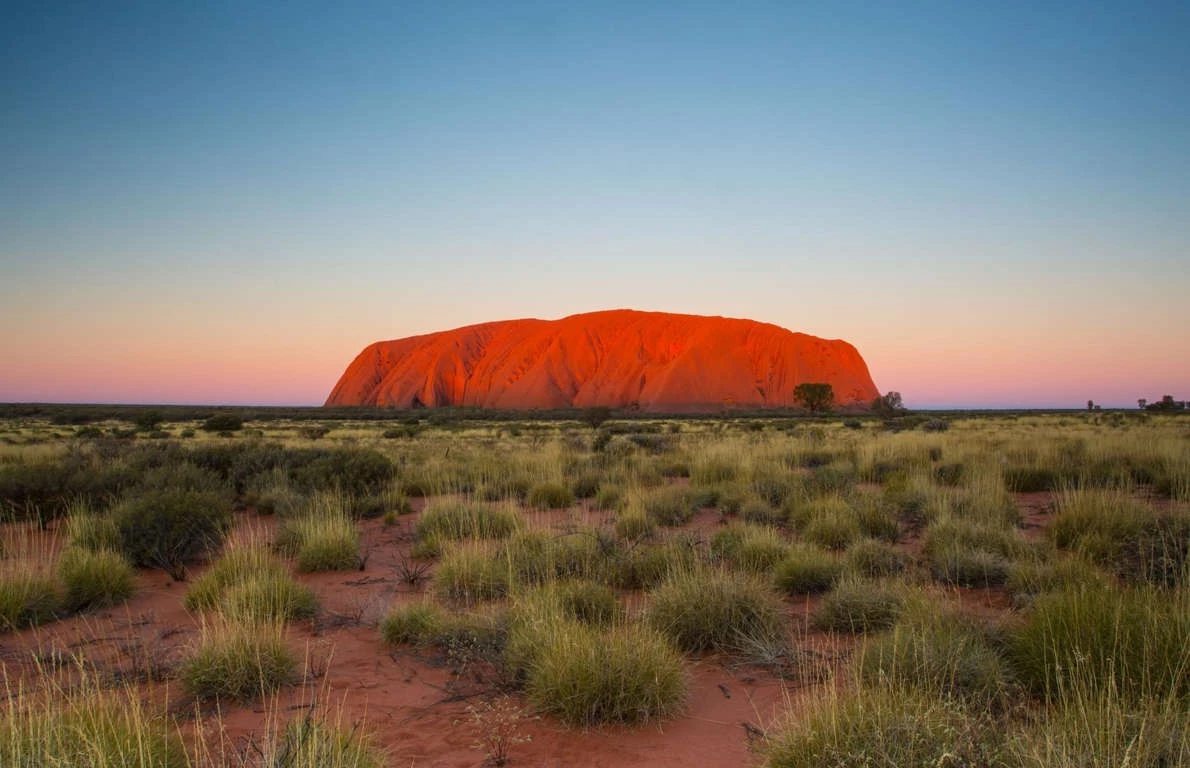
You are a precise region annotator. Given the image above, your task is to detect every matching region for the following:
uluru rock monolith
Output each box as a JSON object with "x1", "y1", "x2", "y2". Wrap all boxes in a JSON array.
[{"x1": 325, "y1": 309, "x2": 880, "y2": 411}]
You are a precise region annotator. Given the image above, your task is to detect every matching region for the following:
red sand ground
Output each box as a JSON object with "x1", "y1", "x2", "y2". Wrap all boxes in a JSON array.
[
  {"x1": 325, "y1": 310, "x2": 880, "y2": 411},
  {"x1": 0, "y1": 491, "x2": 1054, "y2": 767}
]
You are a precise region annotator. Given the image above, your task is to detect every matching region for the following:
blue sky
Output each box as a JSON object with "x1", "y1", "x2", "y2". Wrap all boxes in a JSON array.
[{"x1": 2, "y1": 1, "x2": 1188, "y2": 407}]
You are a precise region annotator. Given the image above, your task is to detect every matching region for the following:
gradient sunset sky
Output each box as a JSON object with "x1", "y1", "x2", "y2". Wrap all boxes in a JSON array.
[{"x1": 3, "y1": 1, "x2": 1188, "y2": 409}]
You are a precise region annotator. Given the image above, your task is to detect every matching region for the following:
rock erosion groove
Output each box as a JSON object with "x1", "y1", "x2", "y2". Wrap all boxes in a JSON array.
[{"x1": 325, "y1": 309, "x2": 880, "y2": 411}]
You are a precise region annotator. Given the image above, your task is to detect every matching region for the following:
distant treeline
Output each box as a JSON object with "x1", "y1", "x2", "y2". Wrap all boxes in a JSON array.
[{"x1": 0, "y1": 402, "x2": 1173, "y2": 427}]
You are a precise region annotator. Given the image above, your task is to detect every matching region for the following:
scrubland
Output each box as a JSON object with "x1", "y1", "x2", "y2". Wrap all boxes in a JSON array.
[{"x1": 0, "y1": 407, "x2": 1187, "y2": 766}]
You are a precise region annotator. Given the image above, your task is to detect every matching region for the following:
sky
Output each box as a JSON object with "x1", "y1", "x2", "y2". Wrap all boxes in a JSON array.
[{"x1": 2, "y1": 1, "x2": 1188, "y2": 409}]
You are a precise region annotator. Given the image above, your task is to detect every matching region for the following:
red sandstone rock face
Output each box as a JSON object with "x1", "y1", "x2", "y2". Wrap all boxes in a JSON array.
[{"x1": 325, "y1": 310, "x2": 880, "y2": 411}]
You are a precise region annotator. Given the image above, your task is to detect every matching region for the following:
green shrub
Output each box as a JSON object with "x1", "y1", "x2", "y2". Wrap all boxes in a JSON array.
[
  {"x1": 1004, "y1": 465, "x2": 1059, "y2": 492},
  {"x1": 527, "y1": 481, "x2": 575, "y2": 510},
  {"x1": 648, "y1": 568, "x2": 785, "y2": 653},
  {"x1": 289, "y1": 448, "x2": 394, "y2": 496},
  {"x1": 201, "y1": 414, "x2": 243, "y2": 432},
  {"x1": 57, "y1": 547, "x2": 136, "y2": 612},
  {"x1": 570, "y1": 472, "x2": 602, "y2": 499},
  {"x1": 182, "y1": 620, "x2": 297, "y2": 701},
  {"x1": 814, "y1": 578, "x2": 904, "y2": 634},
  {"x1": 113, "y1": 489, "x2": 232, "y2": 579},
  {"x1": 774, "y1": 545, "x2": 845, "y2": 595}
]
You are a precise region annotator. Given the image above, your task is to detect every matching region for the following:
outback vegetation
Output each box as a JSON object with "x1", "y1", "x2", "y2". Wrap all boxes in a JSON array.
[{"x1": 0, "y1": 404, "x2": 1187, "y2": 766}]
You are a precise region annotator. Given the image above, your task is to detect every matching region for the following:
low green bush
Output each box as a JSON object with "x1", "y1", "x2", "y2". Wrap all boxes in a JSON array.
[{"x1": 113, "y1": 489, "x2": 232, "y2": 579}]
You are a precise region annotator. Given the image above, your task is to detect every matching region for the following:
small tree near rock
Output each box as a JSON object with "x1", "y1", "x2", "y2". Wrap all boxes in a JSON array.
[{"x1": 794, "y1": 383, "x2": 834, "y2": 414}]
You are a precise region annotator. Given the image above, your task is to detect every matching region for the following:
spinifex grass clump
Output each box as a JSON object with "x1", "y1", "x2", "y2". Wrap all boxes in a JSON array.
[
  {"x1": 647, "y1": 567, "x2": 785, "y2": 652},
  {"x1": 1005, "y1": 686, "x2": 1190, "y2": 767},
  {"x1": 710, "y1": 524, "x2": 788, "y2": 574},
  {"x1": 0, "y1": 662, "x2": 188, "y2": 768},
  {"x1": 614, "y1": 539, "x2": 702, "y2": 589},
  {"x1": 252, "y1": 714, "x2": 384, "y2": 768},
  {"x1": 774, "y1": 544, "x2": 846, "y2": 595},
  {"x1": 0, "y1": 525, "x2": 62, "y2": 631},
  {"x1": 845, "y1": 538, "x2": 907, "y2": 578},
  {"x1": 929, "y1": 543, "x2": 1011, "y2": 587},
  {"x1": 416, "y1": 501, "x2": 524, "y2": 543},
  {"x1": 761, "y1": 684, "x2": 1003, "y2": 768},
  {"x1": 57, "y1": 547, "x2": 136, "y2": 612},
  {"x1": 1008, "y1": 582, "x2": 1190, "y2": 704},
  {"x1": 380, "y1": 602, "x2": 444, "y2": 646},
  {"x1": 526, "y1": 481, "x2": 574, "y2": 510},
  {"x1": 1049, "y1": 489, "x2": 1190, "y2": 584},
  {"x1": 526, "y1": 620, "x2": 687, "y2": 726},
  {"x1": 507, "y1": 592, "x2": 686, "y2": 726},
  {"x1": 63, "y1": 499, "x2": 120, "y2": 552},
  {"x1": 181, "y1": 618, "x2": 298, "y2": 701},
  {"x1": 792, "y1": 496, "x2": 861, "y2": 551},
  {"x1": 187, "y1": 541, "x2": 317, "y2": 621},
  {"x1": 641, "y1": 486, "x2": 699, "y2": 526},
  {"x1": 276, "y1": 492, "x2": 361, "y2": 572},
  {"x1": 857, "y1": 603, "x2": 1010, "y2": 705},
  {"x1": 0, "y1": 573, "x2": 60, "y2": 631},
  {"x1": 814, "y1": 577, "x2": 904, "y2": 634},
  {"x1": 433, "y1": 542, "x2": 510, "y2": 603}
]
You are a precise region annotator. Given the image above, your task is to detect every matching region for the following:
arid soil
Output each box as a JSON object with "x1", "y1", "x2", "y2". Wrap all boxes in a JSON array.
[{"x1": 0, "y1": 490, "x2": 1057, "y2": 767}]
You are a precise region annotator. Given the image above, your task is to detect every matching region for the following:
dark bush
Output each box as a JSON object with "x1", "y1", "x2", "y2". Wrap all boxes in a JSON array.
[
  {"x1": 114, "y1": 489, "x2": 233, "y2": 580},
  {"x1": 201, "y1": 414, "x2": 243, "y2": 432},
  {"x1": 288, "y1": 448, "x2": 395, "y2": 496}
]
